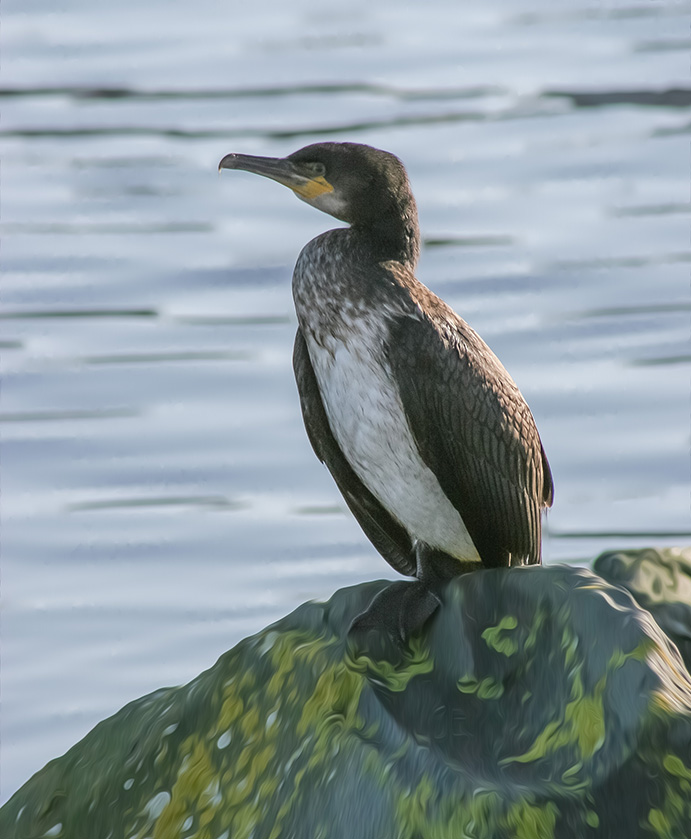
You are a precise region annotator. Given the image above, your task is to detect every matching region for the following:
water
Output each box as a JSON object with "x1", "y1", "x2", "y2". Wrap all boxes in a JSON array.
[{"x1": 2, "y1": 0, "x2": 689, "y2": 804}]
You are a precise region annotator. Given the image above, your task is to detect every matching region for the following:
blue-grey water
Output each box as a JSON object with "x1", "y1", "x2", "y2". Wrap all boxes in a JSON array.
[{"x1": 2, "y1": 0, "x2": 689, "y2": 804}]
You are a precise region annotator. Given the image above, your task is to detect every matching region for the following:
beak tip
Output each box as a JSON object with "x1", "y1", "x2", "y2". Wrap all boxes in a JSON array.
[{"x1": 218, "y1": 153, "x2": 236, "y2": 173}]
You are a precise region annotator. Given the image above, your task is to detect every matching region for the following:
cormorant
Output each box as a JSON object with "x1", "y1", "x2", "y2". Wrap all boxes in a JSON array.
[{"x1": 219, "y1": 142, "x2": 553, "y2": 642}]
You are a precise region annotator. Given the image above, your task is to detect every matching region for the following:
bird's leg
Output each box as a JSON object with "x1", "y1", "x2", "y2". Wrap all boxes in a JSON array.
[
  {"x1": 414, "y1": 542, "x2": 461, "y2": 588},
  {"x1": 393, "y1": 542, "x2": 460, "y2": 638}
]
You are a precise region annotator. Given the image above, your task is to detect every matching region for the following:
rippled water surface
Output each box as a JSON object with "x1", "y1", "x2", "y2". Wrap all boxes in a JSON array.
[{"x1": 2, "y1": 0, "x2": 690, "y2": 802}]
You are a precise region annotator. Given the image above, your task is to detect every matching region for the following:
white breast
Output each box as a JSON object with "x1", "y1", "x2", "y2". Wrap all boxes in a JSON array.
[{"x1": 304, "y1": 310, "x2": 481, "y2": 565}]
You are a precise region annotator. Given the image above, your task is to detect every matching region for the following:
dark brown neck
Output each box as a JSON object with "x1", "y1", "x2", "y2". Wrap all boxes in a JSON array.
[{"x1": 351, "y1": 190, "x2": 420, "y2": 269}]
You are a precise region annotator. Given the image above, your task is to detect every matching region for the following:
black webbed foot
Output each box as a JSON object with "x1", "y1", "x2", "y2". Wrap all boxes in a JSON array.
[
  {"x1": 347, "y1": 579, "x2": 442, "y2": 660},
  {"x1": 347, "y1": 543, "x2": 465, "y2": 659}
]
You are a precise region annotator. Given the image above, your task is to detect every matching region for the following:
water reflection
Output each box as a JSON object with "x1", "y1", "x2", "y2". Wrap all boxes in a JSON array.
[
  {"x1": 0, "y1": 81, "x2": 505, "y2": 101},
  {"x1": 68, "y1": 495, "x2": 245, "y2": 512}
]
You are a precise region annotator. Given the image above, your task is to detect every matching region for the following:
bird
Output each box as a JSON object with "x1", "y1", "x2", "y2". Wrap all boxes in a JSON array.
[{"x1": 219, "y1": 142, "x2": 553, "y2": 643}]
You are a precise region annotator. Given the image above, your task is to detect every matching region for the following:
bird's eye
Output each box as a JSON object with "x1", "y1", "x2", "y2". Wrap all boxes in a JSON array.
[{"x1": 304, "y1": 162, "x2": 326, "y2": 177}]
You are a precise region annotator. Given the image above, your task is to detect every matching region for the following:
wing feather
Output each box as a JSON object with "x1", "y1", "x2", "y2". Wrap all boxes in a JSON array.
[{"x1": 384, "y1": 265, "x2": 553, "y2": 567}]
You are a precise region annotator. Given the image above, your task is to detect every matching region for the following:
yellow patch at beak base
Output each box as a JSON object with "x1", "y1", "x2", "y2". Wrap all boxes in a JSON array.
[{"x1": 292, "y1": 176, "x2": 334, "y2": 200}]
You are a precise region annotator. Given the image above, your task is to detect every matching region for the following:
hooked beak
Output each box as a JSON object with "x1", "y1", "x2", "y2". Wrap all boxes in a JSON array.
[{"x1": 218, "y1": 153, "x2": 333, "y2": 201}]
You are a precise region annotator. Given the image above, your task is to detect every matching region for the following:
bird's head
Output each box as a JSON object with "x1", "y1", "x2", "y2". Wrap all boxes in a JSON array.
[{"x1": 218, "y1": 142, "x2": 418, "y2": 238}]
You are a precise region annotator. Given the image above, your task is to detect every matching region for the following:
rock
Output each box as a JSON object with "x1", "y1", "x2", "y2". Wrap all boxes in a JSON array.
[
  {"x1": 595, "y1": 547, "x2": 691, "y2": 671},
  {"x1": 2, "y1": 558, "x2": 691, "y2": 838}
]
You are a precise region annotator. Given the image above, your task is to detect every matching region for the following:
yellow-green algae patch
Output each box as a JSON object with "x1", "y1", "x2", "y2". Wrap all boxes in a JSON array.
[
  {"x1": 482, "y1": 615, "x2": 519, "y2": 656},
  {"x1": 457, "y1": 676, "x2": 505, "y2": 699},
  {"x1": 647, "y1": 807, "x2": 674, "y2": 839},
  {"x1": 393, "y1": 782, "x2": 560, "y2": 839},
  {"x1": 150, "y1": 738, "x2": 218, "y2": 839},
  {"x1": 118, "y1": 625, "x2": 365, "y2": 839},
  {"x1": 393, "y1": 774, "x2": 438, "y2": 836},
  {"x1": 261, "y1": 630, "x2": 370, "y2": 839},
  {"x1": 233, "y1": 628, "x2": 359, "y2": 839},
  {"x1": 662, "y1": 754, "x2": 691, "y2": 784},
  {"x1": 585, "y1": 810, "x2": 600, "y2": 828},
  {"x1": 644, "y1": 754, "x2": 691, "y2": 838},
  {"x1": 523, "y1": 604, "x2": 548, "y2": 654},
  {"x1": 503, "y1": 799, "x2": 558, "y2": 839},
  {"x1": 502, "y1": 671, "x2": 605, "y2": 765},
  {"x1": 497, "y1": 632, "x2": 660, "y2": 772},
  {"x1": 395, "y1": 786, "x2": 558, "y2": 839},
  {"x1": 217, "y1": 693, "x2": 244, "y2": 732},
  {"x1": 346, "y1": 633, "x2": 434, "y2": 692},
  {"x1": 298, "y1": 658, "x2": 366, "y2": 738}
]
